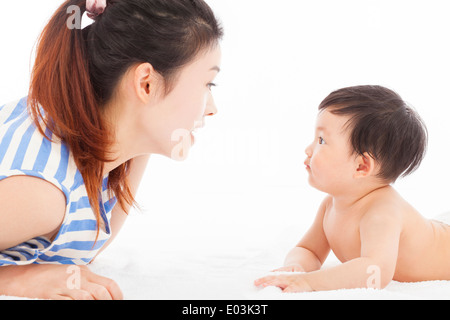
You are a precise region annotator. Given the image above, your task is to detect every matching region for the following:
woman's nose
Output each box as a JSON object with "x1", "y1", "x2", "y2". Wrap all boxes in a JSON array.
[{"x1": 205, "y1": 94, "x2": 218, "y2": 117}]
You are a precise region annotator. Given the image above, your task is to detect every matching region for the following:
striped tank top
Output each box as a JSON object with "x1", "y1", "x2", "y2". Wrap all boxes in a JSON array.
[{"x1": 0, "y1": 97, "x2": 117, "y2": 265}]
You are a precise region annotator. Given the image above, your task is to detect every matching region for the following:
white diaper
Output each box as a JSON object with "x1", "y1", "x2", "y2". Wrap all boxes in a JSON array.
[{"x1": 433, "y1": 212, "x2": 450, "y2": 226}]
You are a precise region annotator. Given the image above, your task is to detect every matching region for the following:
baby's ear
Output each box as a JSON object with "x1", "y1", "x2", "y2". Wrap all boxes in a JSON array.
[{"x1": 354, "y1": 152, "x2": 376, "y2": 178}]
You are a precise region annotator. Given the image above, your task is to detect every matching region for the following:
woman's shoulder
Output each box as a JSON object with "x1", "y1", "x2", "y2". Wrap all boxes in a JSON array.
[
  {"x1": 0, "y1": 96, "x2": 28, "y2": 123},
  {"x1": 0, "y1": 96, "x2": 80, "y2": 204}
]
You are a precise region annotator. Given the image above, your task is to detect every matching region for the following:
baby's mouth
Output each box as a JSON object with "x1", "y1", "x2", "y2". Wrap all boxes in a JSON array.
[{"x1": 304, "y1": 160, "x2": 311, "y2": 170}]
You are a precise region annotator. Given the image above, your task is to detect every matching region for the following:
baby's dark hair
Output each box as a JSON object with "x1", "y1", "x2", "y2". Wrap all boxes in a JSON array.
[{"x1": 318, "y1": 85, "x2": 428, "y2": 182}]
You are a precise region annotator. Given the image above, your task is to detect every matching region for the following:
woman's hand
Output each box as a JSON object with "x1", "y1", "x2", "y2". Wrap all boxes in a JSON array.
[{"x1": 0, "y1": 264, "x2": 123, "y2": 300}]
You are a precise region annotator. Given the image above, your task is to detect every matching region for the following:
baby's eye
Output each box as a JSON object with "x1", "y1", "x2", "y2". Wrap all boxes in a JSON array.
[{"x1": 318, "y1": 137, "x2": 325, "y2": 145}]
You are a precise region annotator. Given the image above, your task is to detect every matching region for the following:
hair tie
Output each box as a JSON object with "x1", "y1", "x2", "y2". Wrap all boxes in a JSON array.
[{"x1": 86, "y1": 0, "x2": 107, "y2": 20}]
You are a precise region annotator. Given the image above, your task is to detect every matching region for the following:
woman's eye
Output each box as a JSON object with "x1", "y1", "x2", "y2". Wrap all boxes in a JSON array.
[
  {"x1": 207, "y1": 83, "x2": 217, "y2": 91},
  {"x1": 318, "y1": 137, "x2": 325, "y2": 145}
]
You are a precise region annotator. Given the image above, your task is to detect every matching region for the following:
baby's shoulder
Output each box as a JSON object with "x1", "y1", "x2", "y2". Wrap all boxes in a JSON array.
[
  {"x1": 366, "y1": 186, "x2": 405, "y2": 208},
  {"x1": 322, "y1": 194, "x2": 333, "y2": 206},
  {"x1": 361, "y1": 187, "x2": 407, "y2": 221},
  {"x1": 319, "y1": 195, "x2": 333, "y2": 214}
]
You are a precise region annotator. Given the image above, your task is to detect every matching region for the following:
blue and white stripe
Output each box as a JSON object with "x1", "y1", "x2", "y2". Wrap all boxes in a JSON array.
[{"x1": 0, "y1": 97, "x2": 117, "y2": 265}]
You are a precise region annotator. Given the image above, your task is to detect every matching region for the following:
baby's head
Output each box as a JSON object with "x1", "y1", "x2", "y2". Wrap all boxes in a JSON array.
[{"x1": 305, "y1": 85, "x2": 427, "y2": 191}]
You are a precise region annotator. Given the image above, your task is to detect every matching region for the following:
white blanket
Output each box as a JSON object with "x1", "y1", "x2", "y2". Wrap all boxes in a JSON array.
[
  {"x1": 85, "y1": 212, "x2": 450, "y2": 300},
  {"x1": 88, "y1": 217, "x2": 450, "y2": 300},
  {"x1": 2, "y1": 197, "x2": 450, "y2": 300}
]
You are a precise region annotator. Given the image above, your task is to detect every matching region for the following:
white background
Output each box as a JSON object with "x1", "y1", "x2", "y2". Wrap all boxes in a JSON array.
[{"x1": 1, "y1": 1, "x2": 450, "y2": 263}]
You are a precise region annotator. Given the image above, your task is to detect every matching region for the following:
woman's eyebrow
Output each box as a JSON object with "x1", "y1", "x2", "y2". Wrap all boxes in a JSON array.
[{"x1": 210, "y1": 66, "x2": 221, "y2": 72}]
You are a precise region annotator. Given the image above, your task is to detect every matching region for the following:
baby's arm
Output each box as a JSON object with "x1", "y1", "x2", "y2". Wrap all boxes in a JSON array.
[
  {"x1": 257, "y1": 205, "x2": 402, "y2": 292},
  {"x1": 275, "y1": 197, "x2": 331, "y2": 272}
]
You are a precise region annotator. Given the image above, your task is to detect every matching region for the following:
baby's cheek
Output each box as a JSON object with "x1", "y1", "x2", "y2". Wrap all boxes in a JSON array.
[{"x1": 310, "y1": 157, "x2": 324, "y2": 172}]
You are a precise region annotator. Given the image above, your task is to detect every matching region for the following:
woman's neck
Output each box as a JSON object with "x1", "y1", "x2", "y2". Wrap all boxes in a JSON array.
[{"x1": 101, "y1": 97, "x2": 150, "y2": 176}]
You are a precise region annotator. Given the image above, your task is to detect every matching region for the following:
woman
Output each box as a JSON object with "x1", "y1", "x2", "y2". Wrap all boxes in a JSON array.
[{"x1": 0, "y1": 0, "x2": 222, "y2": 300}]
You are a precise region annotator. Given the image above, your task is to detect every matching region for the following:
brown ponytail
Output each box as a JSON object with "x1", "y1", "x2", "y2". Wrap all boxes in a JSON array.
[{"x1": 28, "y1": 0, "x2": 134, "y2": 238}]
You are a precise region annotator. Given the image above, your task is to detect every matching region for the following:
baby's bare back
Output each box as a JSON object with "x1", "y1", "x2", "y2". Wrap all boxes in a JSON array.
[{"x1": 395, "y1": 210, "x2": 450, "y2": 281}]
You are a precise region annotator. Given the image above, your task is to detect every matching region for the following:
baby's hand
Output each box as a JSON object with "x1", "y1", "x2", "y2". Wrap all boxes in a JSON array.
[
  {"x1": 254, "y1": 274, "x2": 313, "y2": 293},
  {"x1": 271, "y1": 265, "x2": 305, "y2": 272}
]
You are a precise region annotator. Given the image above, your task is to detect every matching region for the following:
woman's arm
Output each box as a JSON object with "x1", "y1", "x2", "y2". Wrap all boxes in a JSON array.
[
  {"x1": 0, "y1": 176, "x2": 66, "y2": 251},
  {"x1": 0, "y1": 176, "x2": 122, "y2": 299}
]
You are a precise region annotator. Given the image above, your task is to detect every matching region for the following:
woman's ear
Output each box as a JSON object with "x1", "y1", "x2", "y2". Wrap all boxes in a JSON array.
[
  {"x1": 354, "y1": 152, "x2": 376, "y2": 178},
  {"x1": 134, "y1": 62, "x2": 157, "y2": 103}
]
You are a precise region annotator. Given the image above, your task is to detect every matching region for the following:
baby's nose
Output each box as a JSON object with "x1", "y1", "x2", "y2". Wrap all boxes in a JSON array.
[{"x1": 305, "y1": 144, "x2": 312, "y2": 157}]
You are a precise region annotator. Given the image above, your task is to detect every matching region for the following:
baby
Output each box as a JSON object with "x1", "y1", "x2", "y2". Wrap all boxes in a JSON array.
[{"x1": 255, "y1": 85, "x2": 450, "y2": 292}]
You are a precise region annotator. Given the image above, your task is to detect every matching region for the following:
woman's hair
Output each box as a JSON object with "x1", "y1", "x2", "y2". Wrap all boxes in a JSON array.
[
  {"x1": 28, "y1": 0, "x2": 223, "y2": 236},
  {"x1": 318, "y1": 85, "x2": 428, "y2": 183}
]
